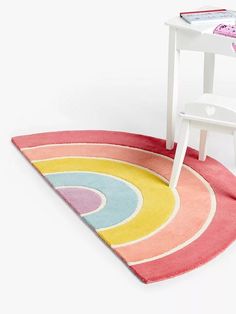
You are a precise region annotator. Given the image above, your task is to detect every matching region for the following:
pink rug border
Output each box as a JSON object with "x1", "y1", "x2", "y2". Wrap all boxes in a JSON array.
[{"x1": 12, "y1": 130, "x2": 236, "y2": 284}]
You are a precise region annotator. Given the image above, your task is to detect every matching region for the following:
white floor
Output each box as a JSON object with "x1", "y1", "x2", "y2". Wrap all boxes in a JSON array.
[{"x1": 1, "y1": 1, "x2": 236, "y2": 313}]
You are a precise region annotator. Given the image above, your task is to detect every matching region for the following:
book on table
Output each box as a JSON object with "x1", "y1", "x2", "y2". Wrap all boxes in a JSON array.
[
  {"x1": 180, "y1": 9, "x2": 236, "y2": 25},
  {"x1": 213, "y1": 24, "x2": 236, "y2": 38}
]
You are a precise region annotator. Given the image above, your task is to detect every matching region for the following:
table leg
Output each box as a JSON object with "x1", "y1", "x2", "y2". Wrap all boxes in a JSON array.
[
  {"x1": 199, "y1": 53, "x2": 215, "y2": 160},
  {"x1": 233, "y1": 131, "x2": 236, "y2": 169},
  {"x1": 203, "y1": 53, "x2": 215, "y2": 93},
  {"x1": 166, "y1": 28, "x2": 180, "y2": 150}
]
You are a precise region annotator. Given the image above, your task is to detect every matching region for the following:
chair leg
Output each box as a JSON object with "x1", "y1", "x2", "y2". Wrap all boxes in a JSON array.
[
  {"x1": 199, "y1": 129, "x2": 208, "y2": 161},
  {"x1": 169, "y1": 120, "x2": 190, "y2": 189}
]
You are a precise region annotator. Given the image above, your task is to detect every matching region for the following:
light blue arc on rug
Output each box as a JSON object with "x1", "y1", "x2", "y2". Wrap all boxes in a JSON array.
[{"x1": 46, "y1": 172, "x2": 141, "y2": 229}]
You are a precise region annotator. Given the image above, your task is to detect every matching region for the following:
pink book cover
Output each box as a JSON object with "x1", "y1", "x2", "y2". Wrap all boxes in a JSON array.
[{"x1": 213, "y1": 24, "x2": 236, "y2": 38}]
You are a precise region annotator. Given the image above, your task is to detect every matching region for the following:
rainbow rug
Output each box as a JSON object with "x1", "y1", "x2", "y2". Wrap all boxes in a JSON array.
[{"x1": 12, "y1": 131, "x2": 236, "y2": 284}]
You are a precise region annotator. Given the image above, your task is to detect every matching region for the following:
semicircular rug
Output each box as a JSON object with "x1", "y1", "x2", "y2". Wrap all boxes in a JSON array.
[{"x1": 12, "y1": 130, "x2": 236, "y2": 284}]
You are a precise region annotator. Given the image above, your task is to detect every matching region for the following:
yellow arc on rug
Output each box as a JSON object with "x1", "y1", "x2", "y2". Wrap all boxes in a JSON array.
[{"x1": 34, "y1": 157, "x2": 175, "y2": 245}]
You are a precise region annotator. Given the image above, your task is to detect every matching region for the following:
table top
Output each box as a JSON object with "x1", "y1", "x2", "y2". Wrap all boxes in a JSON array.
[{"x1": 165, "y1": 7, "x2": 236, "y2": 34}]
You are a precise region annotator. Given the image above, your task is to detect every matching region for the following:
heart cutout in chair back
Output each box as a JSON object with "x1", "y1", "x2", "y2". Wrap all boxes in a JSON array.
[{"x1": 205, "y1": 105, "x2": 216, "y2": 116}]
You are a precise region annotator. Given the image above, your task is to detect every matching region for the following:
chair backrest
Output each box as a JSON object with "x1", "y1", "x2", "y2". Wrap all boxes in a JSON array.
[{"x1": 181, "y1": 102, "x2": 236, "y2": 128}]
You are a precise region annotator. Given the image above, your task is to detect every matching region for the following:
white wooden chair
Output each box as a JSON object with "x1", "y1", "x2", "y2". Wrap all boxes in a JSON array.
[
  {"x1": 169, "y1": 93, "x2": 236, "y2": 189},
  {"x1": 165, "y1": 8, "x2": 236, "y2": 151}
]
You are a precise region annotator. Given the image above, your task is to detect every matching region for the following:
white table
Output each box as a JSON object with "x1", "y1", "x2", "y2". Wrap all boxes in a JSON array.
[{"x1": 165, "y1": 12, "x2": 236, "y2": 151}]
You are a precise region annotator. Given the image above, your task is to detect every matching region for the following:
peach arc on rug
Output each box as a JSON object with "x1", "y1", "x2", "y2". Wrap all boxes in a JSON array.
[{"x1": 12, "y1": 130, "x2": 236, "y2": 284}]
